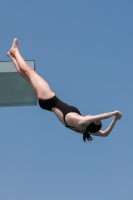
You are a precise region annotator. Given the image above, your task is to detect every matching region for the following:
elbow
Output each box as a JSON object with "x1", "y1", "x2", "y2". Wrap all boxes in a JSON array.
[
  {"x1": 103, "y1": 132, "x2": 110, "y2": 137},
  {"x1": 101, "y1": 131, "x2": 109, "y2": 137}
]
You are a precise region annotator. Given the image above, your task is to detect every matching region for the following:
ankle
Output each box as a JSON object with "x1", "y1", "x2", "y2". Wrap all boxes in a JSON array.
[{"x1": 10, "y1": 48, "x2": 18, "y2": 55}]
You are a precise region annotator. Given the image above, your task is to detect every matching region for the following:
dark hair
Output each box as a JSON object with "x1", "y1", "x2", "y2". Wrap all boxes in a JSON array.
[{"x1": 83, "y1": 121, "x2": 102, "y2": 142}]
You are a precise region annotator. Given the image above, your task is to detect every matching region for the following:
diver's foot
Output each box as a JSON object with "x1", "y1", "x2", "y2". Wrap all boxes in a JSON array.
[
  {"x1": 7, "y1": 51, "x2": 10, "y2": 57},
  {"x1": 7, "y1": 38, "x2": 18, "y2": 56},
  {"x1": 6, "y1": 50, "x2": 15, "y2": 58}
]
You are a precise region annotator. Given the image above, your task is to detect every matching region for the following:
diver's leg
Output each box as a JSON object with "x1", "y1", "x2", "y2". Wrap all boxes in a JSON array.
[
  {"x1": 7, "y1": 38, "x2": 34, "y2": 74},
  {"x1": 7, "y1": 38, "x2": 55, "y2": 99},
  {"x1": 7, "y1": 52, "x2": 37, "y2": 96},
  {"x1": 7, "y1": 51, "x2": 27, "y2": 78}
]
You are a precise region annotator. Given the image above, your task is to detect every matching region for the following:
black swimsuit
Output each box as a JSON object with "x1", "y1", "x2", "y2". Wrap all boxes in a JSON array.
[{"x1": 39, "y1": 95, "x2": 82, "y2": 131}]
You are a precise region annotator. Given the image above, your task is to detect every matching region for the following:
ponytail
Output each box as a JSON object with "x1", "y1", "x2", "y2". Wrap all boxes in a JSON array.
[
  {"x1": 83, "y1": 121, "x2": 102, "y2": 142},
  {"x1": 83, "y1": 131, "x2": 93, "y2": 142}
]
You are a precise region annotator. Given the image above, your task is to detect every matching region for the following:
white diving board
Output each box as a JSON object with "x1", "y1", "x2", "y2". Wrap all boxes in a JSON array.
[{"x1": 0, "y1": 61, "x2": 37, "y2": 107}]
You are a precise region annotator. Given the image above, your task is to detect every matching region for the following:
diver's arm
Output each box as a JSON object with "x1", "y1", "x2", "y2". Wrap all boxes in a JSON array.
[
  {"x1": 78, "y1": 111, "x2": 121, "y2": 126},
  {"x1": 90, "y1": 116, "x2": 118, "y2": 137}
]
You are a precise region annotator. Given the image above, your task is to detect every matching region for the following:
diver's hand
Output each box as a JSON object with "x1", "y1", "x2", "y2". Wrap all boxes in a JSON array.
[{"x1": 114, "y1": 112, "x2": 122, "y2": 120}]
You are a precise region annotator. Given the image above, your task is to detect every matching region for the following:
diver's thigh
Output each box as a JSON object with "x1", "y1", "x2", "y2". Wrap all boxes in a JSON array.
[{"x1": 27, "y1": 70, "x2": 55, "y2": 99}]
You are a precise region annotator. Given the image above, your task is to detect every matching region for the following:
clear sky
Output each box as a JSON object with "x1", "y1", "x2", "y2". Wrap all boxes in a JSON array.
[{"x1": 0, "y1": 1, "x2": 133, "y2": 200}]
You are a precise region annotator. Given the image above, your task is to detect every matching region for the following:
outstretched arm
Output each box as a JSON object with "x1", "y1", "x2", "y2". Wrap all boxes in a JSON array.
[
  {"x1": 79, "y1": 110, "x2": 121, "y2": 127},
  {"x1": 90, "y1": 113, "x2": 122, "y2": 137}
]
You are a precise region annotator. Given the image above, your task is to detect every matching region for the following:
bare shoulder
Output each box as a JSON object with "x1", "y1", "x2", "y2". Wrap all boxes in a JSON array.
[{"x1": 65, "y1": 113, "x2": 84, "y2": 128}]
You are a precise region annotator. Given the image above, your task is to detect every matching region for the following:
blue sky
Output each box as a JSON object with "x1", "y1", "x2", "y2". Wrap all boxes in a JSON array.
[{"x1": 0, "y1": 0, "x2": 133, "y2": 199}]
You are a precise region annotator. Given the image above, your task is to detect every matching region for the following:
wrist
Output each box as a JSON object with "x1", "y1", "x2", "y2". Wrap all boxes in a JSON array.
[
  {"x1": 113, "y1": 116, "x2": 117, "y2": 122},
  {"x1": 113, "y1": 111, "x2": 119, "y2": 115}
]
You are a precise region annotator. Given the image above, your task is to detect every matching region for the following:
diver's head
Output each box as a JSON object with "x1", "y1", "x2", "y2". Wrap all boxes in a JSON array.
[
  {"x1": 83, "y1": 120, "x2": 102, "y2": 142},
  {"x1": 86, "y1": 120, "x2": 102, "y2": 133}
]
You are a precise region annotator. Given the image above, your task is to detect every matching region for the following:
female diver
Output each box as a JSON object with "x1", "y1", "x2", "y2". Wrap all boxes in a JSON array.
[{"x1": 7, "y1": 38, "x2": 122, "y2": 142}]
